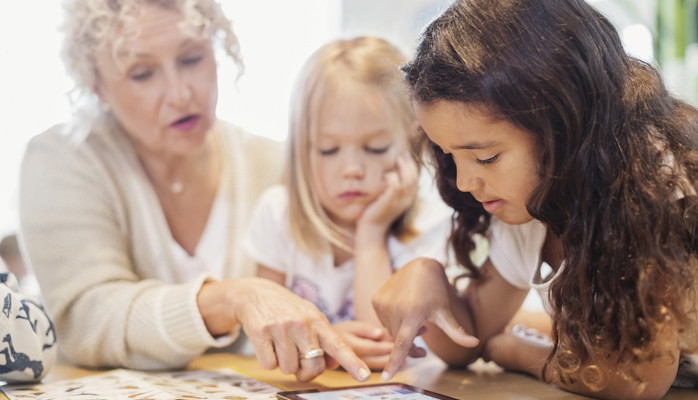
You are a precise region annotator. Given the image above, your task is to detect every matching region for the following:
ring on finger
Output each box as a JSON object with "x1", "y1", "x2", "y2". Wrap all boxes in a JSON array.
[{"x1": 300, "y1": 348, "x2": 324, "y2": 360}]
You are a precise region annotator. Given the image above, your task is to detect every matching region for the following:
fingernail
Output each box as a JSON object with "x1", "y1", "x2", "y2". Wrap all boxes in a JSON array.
[
  {"x1": 381, "y1": 371, "x2": 391, "y2": 381},
  {"x1": 358, "y1": 368, "x2": 370, "y2": 381}
]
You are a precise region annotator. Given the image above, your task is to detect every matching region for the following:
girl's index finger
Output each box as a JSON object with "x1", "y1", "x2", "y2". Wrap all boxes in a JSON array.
[
  {"x1": 380, "y1": 322, "x2": 423, "y2": 381},
  {"x1": 433, "y1": 309, "x2": 480, "y2": 348}
]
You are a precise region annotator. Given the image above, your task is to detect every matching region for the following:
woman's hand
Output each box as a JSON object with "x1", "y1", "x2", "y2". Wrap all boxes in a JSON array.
[
  {"x1": 333, "y1": 320, "x2": 395, "y2": 370},
  {"x1": 197, "y1": 277, "x2": 370, "y2": 382},
  {"x1": 371, "y1": 258, "x2": 479, "y2": 380},
  {"x1": 357, "y1": 152, "x2": 419, "y2": 233}
]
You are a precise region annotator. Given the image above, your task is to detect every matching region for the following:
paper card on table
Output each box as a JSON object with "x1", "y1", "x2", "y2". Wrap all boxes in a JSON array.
[{"x1": 0, "y1": 368, "x2": 280, "y2": 400}]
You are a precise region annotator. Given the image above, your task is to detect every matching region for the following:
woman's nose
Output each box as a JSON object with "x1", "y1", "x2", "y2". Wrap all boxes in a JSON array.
[{"x1": 165, "y1": 71, "x2": 192, "y2": 109}]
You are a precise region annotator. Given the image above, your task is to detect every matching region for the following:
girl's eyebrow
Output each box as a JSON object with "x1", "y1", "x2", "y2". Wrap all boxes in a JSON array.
[
  {"x1": 454, "y1": 140, "x2": 498, "y2": 150},
  {"x1": 317, "y1": 129, "x2": 392, "y2": 140}
]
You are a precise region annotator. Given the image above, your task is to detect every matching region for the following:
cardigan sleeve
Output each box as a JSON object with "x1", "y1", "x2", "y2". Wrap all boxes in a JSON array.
[{"x1": 18, "y1": 125, "x2": 229, "y2": 370}]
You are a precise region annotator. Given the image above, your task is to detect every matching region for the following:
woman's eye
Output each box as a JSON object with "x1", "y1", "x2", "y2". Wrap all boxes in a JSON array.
[
  {"x1": 476, "y1": 154, "x2": 499, "y2": 165},
  {"x1": 130, "y1": 70, "x2": 153, "y2": 81},
  {"x1": 319, "y1": 147, "x2": 339, "y2": 156},
  {"x1": 366, "y1": 145, "x2": 390, "y2": 154},
  {"x1": 181, "y1": 55, "x2": 203, "y2": 66}
]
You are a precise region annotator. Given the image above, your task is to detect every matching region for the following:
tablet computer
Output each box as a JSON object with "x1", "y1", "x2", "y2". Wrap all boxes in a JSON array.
[{"x1": 276, "y1": 382, "x2": 458, "y2": 400}]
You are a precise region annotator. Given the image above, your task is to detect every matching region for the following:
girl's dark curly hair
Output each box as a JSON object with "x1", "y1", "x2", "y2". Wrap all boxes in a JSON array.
[{"x1": 403, "y1": 0, "x2": 698, "y2": 388}]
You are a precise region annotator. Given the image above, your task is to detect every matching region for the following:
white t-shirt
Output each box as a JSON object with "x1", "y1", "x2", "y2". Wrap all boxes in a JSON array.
[
  {"x1": 487, "y1": 217, "x2": 552, "y2": 311},
  {"x1": 242, "y1": 184, "x2": 454, "y2": 323}
]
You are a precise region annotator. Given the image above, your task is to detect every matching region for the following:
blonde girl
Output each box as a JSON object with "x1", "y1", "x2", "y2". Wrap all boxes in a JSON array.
[{"x1": 243, "y1": 36, "x2": 452, "y2": 370}]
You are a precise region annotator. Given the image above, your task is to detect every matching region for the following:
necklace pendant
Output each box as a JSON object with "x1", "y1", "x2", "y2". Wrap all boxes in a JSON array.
[{"x1": 170, "y1": 180, "x2": 184, "y2": 194}]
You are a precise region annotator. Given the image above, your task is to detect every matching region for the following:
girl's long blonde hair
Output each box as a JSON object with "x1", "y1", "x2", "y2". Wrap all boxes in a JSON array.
[{"x1": 286, "y1": 36, "x2": 421, "y2": 256}]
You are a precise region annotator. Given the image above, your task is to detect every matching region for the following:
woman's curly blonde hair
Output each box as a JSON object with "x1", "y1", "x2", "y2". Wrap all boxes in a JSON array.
[{"x1": 60, "y1": 0, "x2": 242, "y2": 105}]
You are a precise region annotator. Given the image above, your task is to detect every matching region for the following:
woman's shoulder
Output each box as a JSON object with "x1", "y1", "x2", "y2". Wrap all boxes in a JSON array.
[
  {"x1": 24, "y1": 118, "x2": 135, "y2": 175},
  {"x1": 27, "y1": 123, "x2": 73, "y2": 149},
  {"x1": 23, "y1": 123, "x2": 88, "y2": 171},
  {"x1": 27, "y1": 117, "x2": 129, "y2": 154},
  {"x1": 214, "y1": 120, "x2": 285, "y2": 181},
  {"x1": 214, "y1": 120, "x2": 284, "y2": 150}
]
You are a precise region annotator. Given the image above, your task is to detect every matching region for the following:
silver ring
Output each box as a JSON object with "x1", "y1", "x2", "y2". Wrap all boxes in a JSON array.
[{"x1": 300, "y1": 348, "x2": 324, "y2": 360}]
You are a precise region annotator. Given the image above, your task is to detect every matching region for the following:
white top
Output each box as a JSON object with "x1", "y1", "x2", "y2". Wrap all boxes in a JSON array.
[
  {"x1": 487, "y1": 217, "x2": 552, "y2": 312},
  {"x1": 168, "y1": 179, "x2": 229, "y2": 282},
  {"x1": 242, "y1": 184, "x2": 454, "y2": 323}
]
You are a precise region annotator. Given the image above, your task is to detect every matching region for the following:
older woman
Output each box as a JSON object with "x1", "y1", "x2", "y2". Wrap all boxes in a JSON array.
[{"x1": 18, "y1": 0, "x2": 369, "y2": 383}]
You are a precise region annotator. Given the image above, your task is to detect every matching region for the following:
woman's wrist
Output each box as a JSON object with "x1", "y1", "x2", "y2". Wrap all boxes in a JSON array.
[{"x1": 197, "y1": 279, "x2": 239, "y2": 336}]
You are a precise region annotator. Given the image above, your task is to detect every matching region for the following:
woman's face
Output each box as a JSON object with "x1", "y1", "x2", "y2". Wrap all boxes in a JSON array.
[
  {"x1": 309, "y1": 85, "x2": 408, "y2": 229},
  {"x1": 414, "y1": 100, "x2": 540, "y2": 225},
  {"x1": 94, "y1": 3, "x2": 218, "y2": 156}
]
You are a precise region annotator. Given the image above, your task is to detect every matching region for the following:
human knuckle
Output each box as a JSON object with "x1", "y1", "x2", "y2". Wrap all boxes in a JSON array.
[
  {"x1": 392, "y1": 335, "x2": 413, "y2": 350},
  {"x1": 279, "y1": 363, "x2": 298, "y2": 375},
  {"x1": 330, "y1": 336, "x2": 351, "y2": 353}
]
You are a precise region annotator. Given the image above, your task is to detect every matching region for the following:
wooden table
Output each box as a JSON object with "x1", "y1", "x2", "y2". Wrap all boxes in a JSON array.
[{"x1": 45, "y1": 353, "x2": 697, "y2": 400}]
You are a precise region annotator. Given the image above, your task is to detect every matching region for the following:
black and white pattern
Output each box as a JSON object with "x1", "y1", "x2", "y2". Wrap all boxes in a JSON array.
[{"x1": 0, "y1": 270, "x2": 57, "y2": 382}]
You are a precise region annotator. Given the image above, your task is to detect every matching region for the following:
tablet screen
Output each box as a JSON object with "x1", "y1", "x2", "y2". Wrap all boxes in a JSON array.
[{"x1": 276, "y1": 383, "x2": 457, "y2": 400}]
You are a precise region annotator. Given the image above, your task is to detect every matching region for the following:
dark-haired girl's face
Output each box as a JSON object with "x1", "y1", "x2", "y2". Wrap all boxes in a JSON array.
[{"x1": 414, "y1": 100, "x2": 539, "y2": 225}]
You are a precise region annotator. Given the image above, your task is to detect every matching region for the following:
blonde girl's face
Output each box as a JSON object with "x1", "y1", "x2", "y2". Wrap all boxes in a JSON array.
[
  {"x1": 93, "y1": 3, "x2": 218, "y2": 157},
  {"x1": 415, "y1": 100, "x2": 540, "y2": 225},
  {"x1": 310, "y1": 84, "x2": 408, "y2": 229}
]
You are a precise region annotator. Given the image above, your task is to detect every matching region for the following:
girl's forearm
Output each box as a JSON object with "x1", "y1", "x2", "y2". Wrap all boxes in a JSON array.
[
  {"x1": 353, "y1": 230, "x2": 392, "y2": 324},
  {"x1": 485, "y1": 328, "x2": 679, "y2": 400}
]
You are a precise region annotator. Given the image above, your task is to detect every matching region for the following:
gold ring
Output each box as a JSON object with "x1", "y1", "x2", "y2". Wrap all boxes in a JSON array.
[{"x1": 300, "y1": 348, "x2": 324, "y2": 360}]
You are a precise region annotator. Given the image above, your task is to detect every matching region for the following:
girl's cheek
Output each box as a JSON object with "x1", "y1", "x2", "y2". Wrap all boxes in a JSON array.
[{"x1": 381, "y1": 147, "x2": 399, "y2": 171}]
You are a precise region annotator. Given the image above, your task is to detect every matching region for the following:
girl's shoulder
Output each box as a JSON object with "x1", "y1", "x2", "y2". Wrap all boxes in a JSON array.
[
  {"x1": 487, "y1": 217, "x2": 548, "y2": 289},
  {"x1": 259, "y1": 184, "x2": 288, "y2": 202},
  {"x1": 252, "y1": 184, "x2": 290, "y2": 222}
]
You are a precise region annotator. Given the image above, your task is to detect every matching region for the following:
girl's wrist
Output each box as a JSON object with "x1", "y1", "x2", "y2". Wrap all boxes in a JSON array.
[
  {"x1": 354, "y1": 221, "x2": 389, "y2": 244},
  {"x1": 510, "y1": 326, "x2": 552, "y2": 379}
]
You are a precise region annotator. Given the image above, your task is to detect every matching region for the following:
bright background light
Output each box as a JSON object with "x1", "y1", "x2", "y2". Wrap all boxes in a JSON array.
[
  {"x1": 0, "y1": 1, "x2": 342, "y2": 236},
  {"x1": 2, "y1": 0, "x2": 691, "y2": 244}
]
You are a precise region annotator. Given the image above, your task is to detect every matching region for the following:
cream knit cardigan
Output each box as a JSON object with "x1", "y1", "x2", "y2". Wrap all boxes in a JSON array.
[{"x1": 18, "y1": 116, "x2": 283, "y2": 370}]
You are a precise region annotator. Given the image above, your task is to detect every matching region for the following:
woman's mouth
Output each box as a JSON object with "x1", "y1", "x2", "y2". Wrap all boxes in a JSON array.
[{"x1": 171, "y1": 115, "x2": 200, "y2": 131}]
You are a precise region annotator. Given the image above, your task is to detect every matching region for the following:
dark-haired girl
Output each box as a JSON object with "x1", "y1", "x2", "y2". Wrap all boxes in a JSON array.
[{"x1": 371, "y1": 0, "x2": 698, "y2": 398}]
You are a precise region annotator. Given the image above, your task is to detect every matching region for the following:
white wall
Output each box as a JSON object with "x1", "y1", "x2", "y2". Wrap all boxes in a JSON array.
[
  {"x1": 2, "y1": 0, "x2": 691, "y2": 239},
  {"x1": 0, "y1": 0, "x2": 342, "y2": 236}
]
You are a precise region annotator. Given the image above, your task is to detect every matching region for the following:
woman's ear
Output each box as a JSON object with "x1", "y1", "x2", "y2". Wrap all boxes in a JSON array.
[{"x1": 93, "y1": 81, "x2": 111, "y2": 112}]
